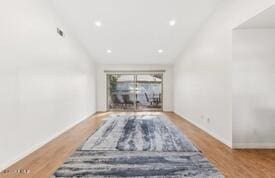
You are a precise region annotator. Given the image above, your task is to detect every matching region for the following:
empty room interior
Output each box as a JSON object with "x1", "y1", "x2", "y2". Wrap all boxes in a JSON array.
[{"x1": 1, "y1": 0, "x2": 275, "y2": 177}]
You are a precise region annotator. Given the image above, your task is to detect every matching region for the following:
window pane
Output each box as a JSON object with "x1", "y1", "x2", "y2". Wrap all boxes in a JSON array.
[
  {"x1": 136, "y1": 74, "x2": 162, "y2": 110},
  {"x1": 108, "y1": 74, "x2": 135, "y2": 110}
]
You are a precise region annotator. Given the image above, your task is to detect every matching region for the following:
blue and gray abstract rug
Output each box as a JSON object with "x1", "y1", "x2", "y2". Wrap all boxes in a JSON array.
[{"x1": 52, "y1": 115, "x2": 224, "y2": 178}]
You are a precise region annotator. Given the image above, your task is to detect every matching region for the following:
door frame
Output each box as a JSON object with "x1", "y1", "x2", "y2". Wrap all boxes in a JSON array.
[{"x1": 105, "y1": 70, "x2": 164, "y2": 112}]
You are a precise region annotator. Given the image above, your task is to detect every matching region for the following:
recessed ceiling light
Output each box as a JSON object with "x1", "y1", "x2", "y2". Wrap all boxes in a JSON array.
[
  {"x1": 94, "y1": 21, "x2": 102, "y2": 27},
  {"x1": 107, "y1": 49, "x2": 112, "y2": 53},
  {"x1": 158, "y1": 49, "x2": 163, "y2": 54},
  {"x1": 169, "y1": 20, "x2": 176, "y2": 26}
]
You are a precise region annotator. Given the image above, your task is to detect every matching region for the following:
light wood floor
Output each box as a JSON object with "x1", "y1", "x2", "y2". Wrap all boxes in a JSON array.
[{"x1": 2, "y1": 112, "x2": 275, "y2": 178}]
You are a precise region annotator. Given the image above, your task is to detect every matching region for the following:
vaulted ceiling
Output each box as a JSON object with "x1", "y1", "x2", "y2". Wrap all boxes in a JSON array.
[
  {"x1": 53, "y1": 0, "x2": 221, "y2": 64},
  {"x1": 237, "y1": 5, "x2": 275, "y2": 29}
]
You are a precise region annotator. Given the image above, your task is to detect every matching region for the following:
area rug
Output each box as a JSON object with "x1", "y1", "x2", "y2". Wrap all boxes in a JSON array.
[
  {"x1": 79, "y1": 115, "x2": 198, "y2": 152},
  {"x1": 52, "y1": 151, "x2": 223, "y2": 178},
  {"x1": 52, "y1": 114, "x2": 224, "y2": 178}
]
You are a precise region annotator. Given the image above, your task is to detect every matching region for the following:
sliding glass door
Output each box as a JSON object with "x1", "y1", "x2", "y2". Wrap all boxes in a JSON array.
[{"x1": 107, "y1": 73, "x2": 163, "y2": 111}]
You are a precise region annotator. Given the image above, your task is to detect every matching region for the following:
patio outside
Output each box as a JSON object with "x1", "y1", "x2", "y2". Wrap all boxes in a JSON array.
[{"x1": 107, "y1": 74, "x2": 163, "y2": 111}]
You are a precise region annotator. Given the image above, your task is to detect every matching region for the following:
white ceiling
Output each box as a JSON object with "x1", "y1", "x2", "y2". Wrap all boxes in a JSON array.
[
  {"x1": 237, "y1": 5, "x2": 275, "y2": 29},
  {"x1": 53, "y1": 0, "x2": 221, "y2": 64}
]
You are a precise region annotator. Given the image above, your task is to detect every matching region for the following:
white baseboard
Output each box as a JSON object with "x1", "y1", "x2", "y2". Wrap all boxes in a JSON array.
[
  {"x1": 0, "y1": 113, "x2": 95, "y2": 172},
  {"x1": 233, "y1": 142, "x2": 275, "y2": 149},
  {"x1": 174, "y1": 112, "x2": 232, "y2": 148}
]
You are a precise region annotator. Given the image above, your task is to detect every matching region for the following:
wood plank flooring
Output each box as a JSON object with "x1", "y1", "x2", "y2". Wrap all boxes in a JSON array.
[{"x1": 1, "y1": 112, "x2": 275, "y2": 178}]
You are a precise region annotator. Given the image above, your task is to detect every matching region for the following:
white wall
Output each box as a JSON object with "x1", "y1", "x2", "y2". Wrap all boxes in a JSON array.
[
  {"x1": 232, "y1": 29, "x2": 275, "y2": 148},
  {"x1": 0, "y1": 0, "x2": 96, "y2": 170},
  {"x1": 96, "y1": 64, "x2": 173, "y2": 111},
  {"x1": 173, "y1": 0, "x2": 275, "y2": 147}
]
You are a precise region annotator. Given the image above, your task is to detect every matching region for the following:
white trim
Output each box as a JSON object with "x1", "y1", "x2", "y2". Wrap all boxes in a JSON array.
[
  {"x1": 0, "y1": 113, "x2": 95, "y2": 172},
  {"x1": 174, "y1": 112, "x2": 232, "y2": 148},
  {"x1": 233, "y1": 142, "x2": 275, "y2": 149}
]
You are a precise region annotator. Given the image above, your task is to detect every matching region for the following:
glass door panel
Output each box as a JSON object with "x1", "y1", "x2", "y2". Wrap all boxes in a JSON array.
[
  {"x1": 136, "y1": 74, "x2": 162, "y2": 110},
  {"x1": 107, "y1": 74, "x2": 136, "y2": 110}
]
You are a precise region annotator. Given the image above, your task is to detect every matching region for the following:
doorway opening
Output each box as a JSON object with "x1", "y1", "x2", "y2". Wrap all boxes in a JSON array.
[{"x1": 107, "y1": 72, "x2": 163, "y2": 111}]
